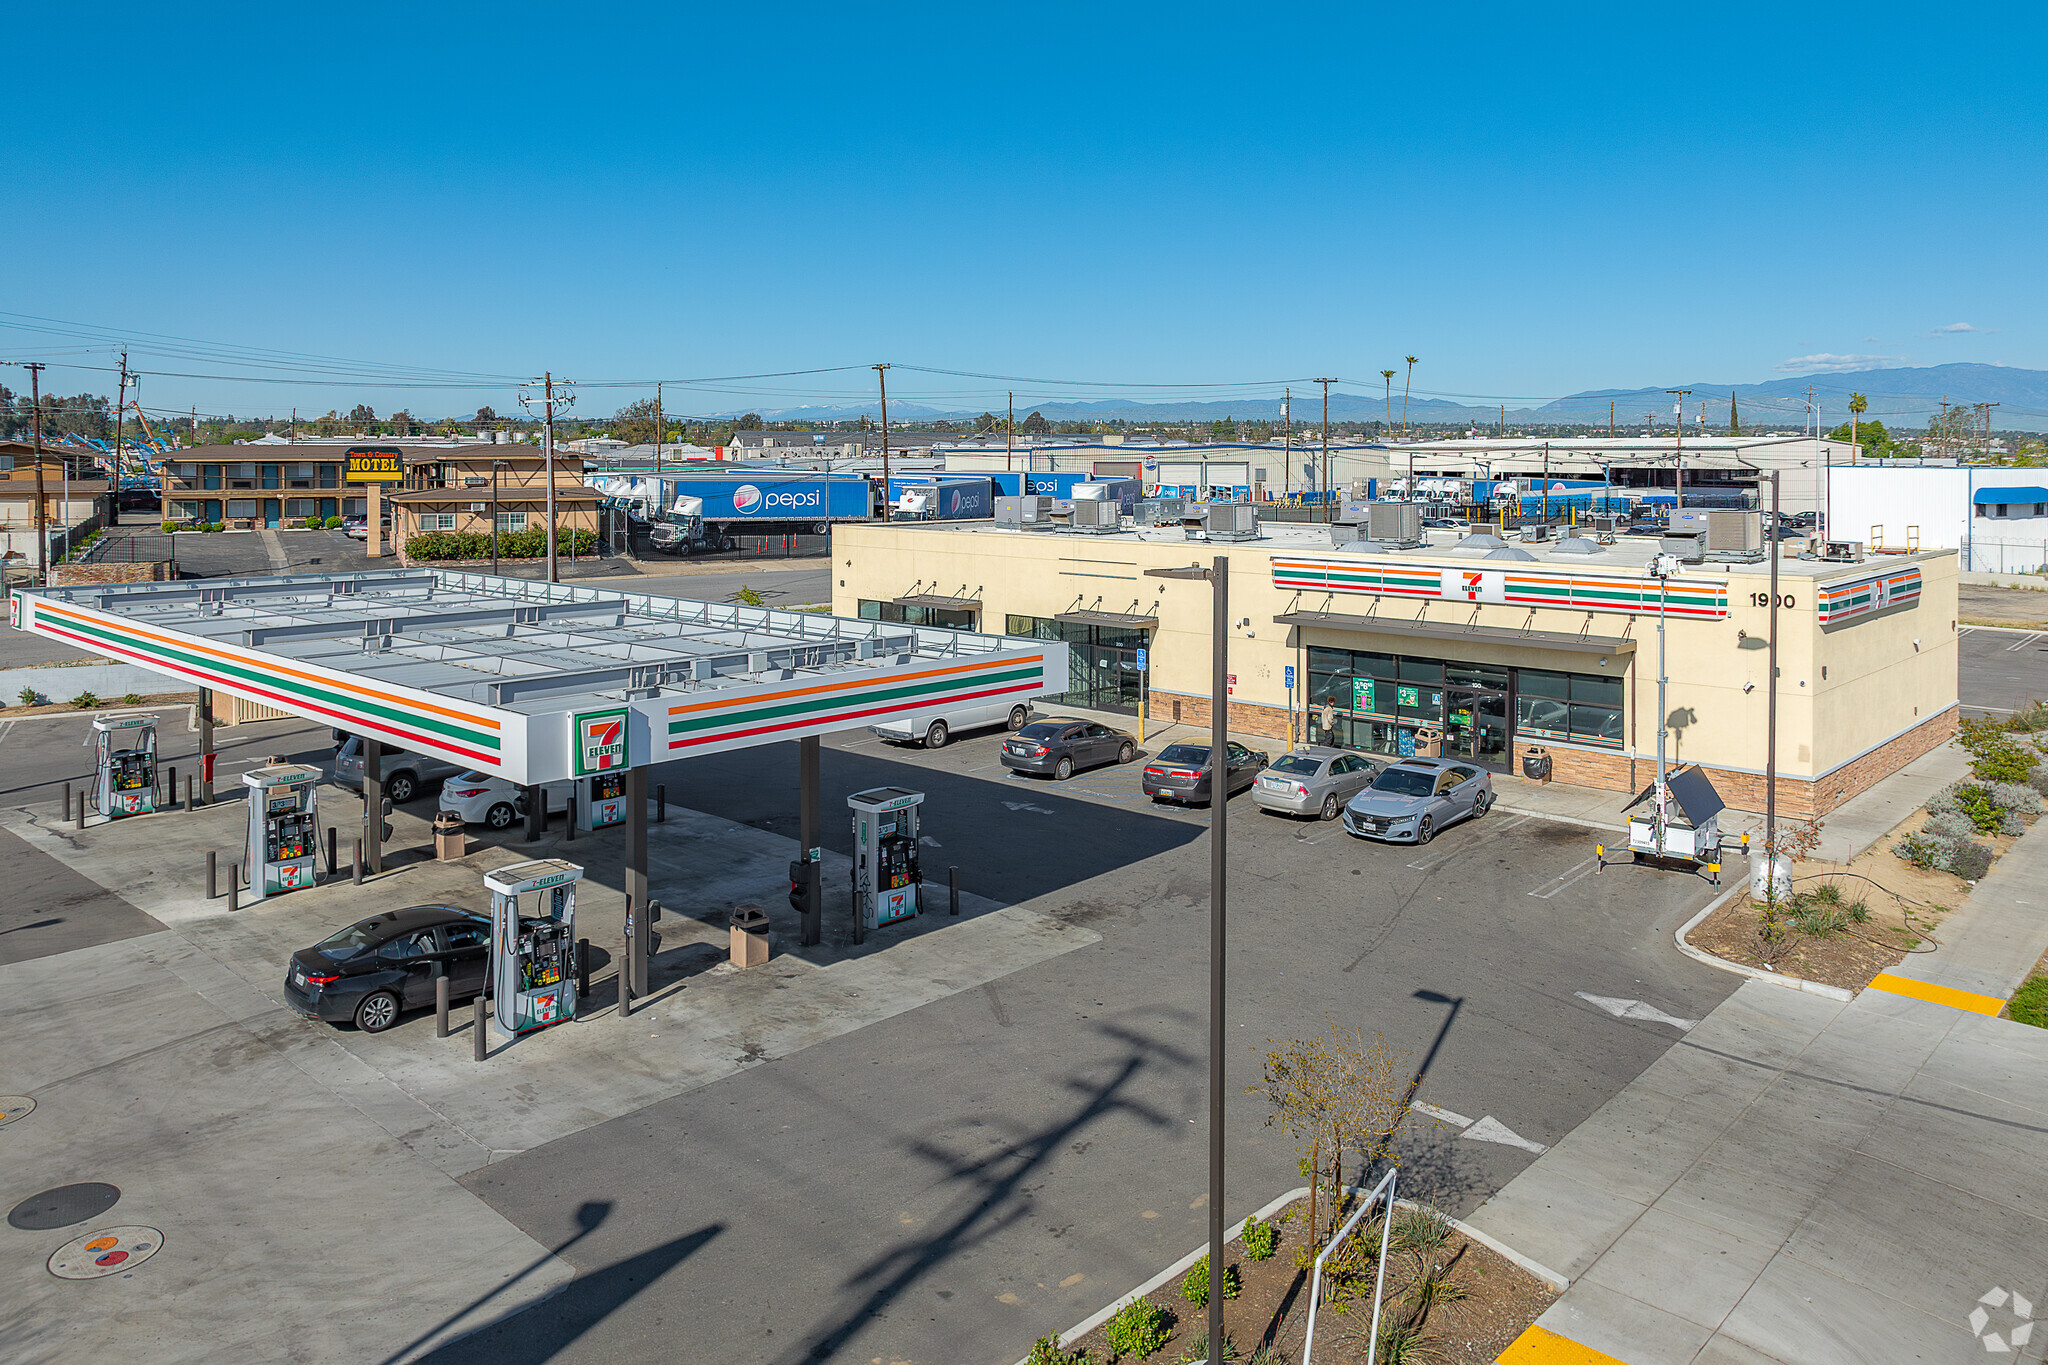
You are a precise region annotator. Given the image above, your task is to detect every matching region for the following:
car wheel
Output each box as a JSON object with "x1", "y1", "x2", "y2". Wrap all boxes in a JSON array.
[
  {"x1": 924, "y1": 720, "x2": 949, "y2": 749},
  {"x1": 1320, "y1": 793, "x2": 1341, "y2": 821},
  {"x1": 1054, "y1": 755, "x2": 1074, "y2": 780},
  {"x1": 1007, "y1": 705, "x2": 1029, "y2": 731},
  {"x1": 1117, "y1": 741, "x2": 1135, "y2": 764},
  {"x1": 1471, "y1": 791, "x2": 1492, "y2": 818},
  {"x1": 385, "y1": 772, "x2": 417, "y2": 803},
  {"x1": 354, "y1": 989, "x2": 401, "y2": 1033},
  {"x1": 485, "y1": 802, "x2": 516, "y2": 829},
  {"x1": 811, "y1": 521, "x2": 829, "y2": 536},
  {"x1": 1416, "y1": 815, "x2": 1434, "y2": 845}
]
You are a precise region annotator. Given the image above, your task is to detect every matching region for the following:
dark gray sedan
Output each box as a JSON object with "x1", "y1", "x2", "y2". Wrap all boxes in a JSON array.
[
  {"x1": 1341, "y1": 757, "x2": 1494, "y2": 844},
  {"x1": 1142, "y1": 741, "x2": 1270, "y2": 804},
  {"x1": 1253, "y1": 747, "x2": 1381, "y2": 820},
  {"x1": 1000, "y1": 717, "x2": 1137, "y2": 780}
]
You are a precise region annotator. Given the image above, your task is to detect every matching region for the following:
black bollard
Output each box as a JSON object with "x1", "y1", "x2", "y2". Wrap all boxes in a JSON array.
[
  {"x1": 168, "y1": 765, "x2": 178, "y2": 809},
  {"x1": 186, "y1": 775, "x2": 195, "y2": 812},
  {"x1": 227, "y1": 863, "x2": 240, "y2": 913},
  {"x1": 473, "y1": 992, "x2": 487, "y2": 1061},
  {"x1": 326, "y1": 826, "x2": 338, "y2": 877},
  {"x1": 63, "y1": 781, "x2": 70, "y2": 822},
  {"x1": 950, "y1": 865, "x2": 960, "y2": 916},
  {"x1": 436, "y1": 974, "x2": 450, "y2": 1038},
  {"x1": 577, "y1": 938, "x2": 590, "y2": 1002},
  {"x1": 353, "y1": 838, "x2": 363, "y2": 886},
  {"x1": 657, "y1": 784, "x2": 666, "y2": 823},
  {"x1": 206, "y1": 850, "x2": 217, "y2": 900}
]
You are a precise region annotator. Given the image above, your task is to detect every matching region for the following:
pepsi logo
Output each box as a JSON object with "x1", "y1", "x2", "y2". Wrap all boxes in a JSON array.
[{"x1": 732, "y1": 484, "x2": 764, "y2": 513}]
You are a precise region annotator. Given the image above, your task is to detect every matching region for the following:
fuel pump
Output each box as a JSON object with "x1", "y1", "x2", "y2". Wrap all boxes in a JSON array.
[
  {"x1": 485, "y1": 858, "x2": 582, "y2": 1035},
  {"x1": 578, "y1": 771, "x2": 627, "y2": 831},
  {"x1": 91, "y1": 714, "x2": 159, "y2": 818},
  {"x1": 243, "y1": 764, "x2": 322, "y2": 898},
  {"x1": 847, "y1": 786, "x2": 924, "y2": 930}
]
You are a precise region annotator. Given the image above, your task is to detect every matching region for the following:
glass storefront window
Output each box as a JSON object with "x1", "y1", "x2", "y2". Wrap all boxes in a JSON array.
[
  {"x1": 859, "y1": 600, "x2": 974, "y2": 630},
  {"x1": 1007, "y1": 614, "x2": 1148, "y2": 715},
  {"x1": 1300, "y1": 647, "x2": 1621, "y2": 757}
]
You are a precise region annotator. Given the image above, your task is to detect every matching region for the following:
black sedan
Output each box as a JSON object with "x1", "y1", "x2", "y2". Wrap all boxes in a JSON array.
[
  {"x1": 284, "y1": 905, "x2": 491, "y2": 1033},
  {"x1": 1142, "y1": 741, "x2": 1270, "y2": 804},
  {"x1": 1000, "y1": 717, "x2": 1137, "y2": 780}
]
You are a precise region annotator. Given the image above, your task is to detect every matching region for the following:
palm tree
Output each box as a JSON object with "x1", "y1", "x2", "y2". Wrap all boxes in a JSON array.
[
  {"x1": 1848, "y1": 392, "x2": 1868, "y2": 461},
  {"x1": 1381, "y1": 369, "x2": 1396, "y2": 438},
  {"x1": 1402, "y1": 356, "x2": 1418, "y2": 435}
]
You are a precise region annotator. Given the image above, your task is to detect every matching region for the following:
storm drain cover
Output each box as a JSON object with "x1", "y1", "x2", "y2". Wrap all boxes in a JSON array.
[
  {"x1": 9, "y1": 1182, "x2": 121, "y2": 1231},
  {"x1": 48, "y1": 1227, "x2": 163, "y2": 1279},
  {"x1": 0, "y1": 1096, "x2": 33, "y2": 1127}
]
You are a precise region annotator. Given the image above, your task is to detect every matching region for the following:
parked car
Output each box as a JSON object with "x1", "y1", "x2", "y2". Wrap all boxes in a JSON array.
[
  {"x1": 333, "y1": 735, "x2": 464, "y2": 803},
  {"x1": 340, "y1": 514, "x2": 391, "y2": 541},
  {"x1": 283, "y1": 905, "x2": 491, "y2": 1033},
  {"x1": 1341, "y1": 757, "x2": 1494, "y2": 844},
  {"x1": 439, "y1": 773, "x2": 573, "y2": 829},
  {"x1": 1000, "y1": 717, "x2": 1137, "y2": 779},
  {"x1": 1142, "y1": 741, "x2": 1271, "y2": 804},
  {"x1": 870, "y1": 699, "x2": 1033, "y2": 750},
  {"x1": 1253, "y1": 746, "x2": 1381, "y2": 820}
]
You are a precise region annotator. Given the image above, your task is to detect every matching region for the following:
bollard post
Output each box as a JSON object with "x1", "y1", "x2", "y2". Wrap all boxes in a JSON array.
[
  {"x1": 949, "y1": 865, "x2": 960, "y2": 916},
  {"x1": 436, "y1": 974, "x2": 450, "y2": 1038},
  {"x1": 352, "y1": 838, "x2": 363, "y2": 886},
  {"x1": 75, "y1": 789, "x2": 84, "y2": 829},
  {"x1": 168, "y1": 765, "x2": 178, "y2": 809},
  {"x1": 657, "y1": 784, "x2": 666, "y2": 823},
  {"x1": 473, "y1": 992, "x2": 487, "y2": 1061},
  {"x1": 620, "y1": 935, "x2": 633, "y2": 1019},
  {"x1": 326, "y1": 826, "x2": 338, "y2": 877},
  {"x1": 227, "y1": 864, "x2": 240, "y2": 913},
  {"x1": 186, "y1": 775, "x2": 195, "y2": 813},
  {"x1": 206, "y1": 849, "x2": 217, "y2": 900},
  {"x1": 63, "y1": 781, "x2": 71, "y2": 823},
  {"x1": 578, "y1": 938, "x2": 590, "y2": 1002}
]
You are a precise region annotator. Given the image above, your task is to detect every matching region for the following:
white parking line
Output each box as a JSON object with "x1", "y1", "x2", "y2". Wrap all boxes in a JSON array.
[
  {"x1": 1406, "y1": 815, "x2": 1532, "y2": 872},
  {"x1": 1528, "y1": 856, "x2": 1599, "y2": 899},
  {"x1": 2006, "y1": 632, "x2": 2044, "y2": 653}
]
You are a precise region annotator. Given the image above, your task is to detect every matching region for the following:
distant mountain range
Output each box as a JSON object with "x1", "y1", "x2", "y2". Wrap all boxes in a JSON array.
[{"x1": 712, "y1": 363, "x2": 2048, "y2": 433}]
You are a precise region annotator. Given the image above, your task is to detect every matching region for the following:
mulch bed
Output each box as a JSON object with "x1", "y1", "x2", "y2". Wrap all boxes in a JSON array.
[{"x1": 1059, "y1": 1198, "x2": 1554, "y2": 1364}]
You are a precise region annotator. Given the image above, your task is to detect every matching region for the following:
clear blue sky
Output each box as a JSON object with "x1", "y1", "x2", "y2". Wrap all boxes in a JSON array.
[{"x1": 5, "y1": 2, "x2": 2042, "y2": 421}]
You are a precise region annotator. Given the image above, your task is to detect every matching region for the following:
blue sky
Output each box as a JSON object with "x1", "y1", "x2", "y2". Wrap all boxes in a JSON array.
[{"x1": 5, "y1": 2, "x2": 2043, "y2": 421}]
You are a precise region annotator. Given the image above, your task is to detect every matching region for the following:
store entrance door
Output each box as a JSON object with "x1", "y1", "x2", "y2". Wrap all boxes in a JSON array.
[
  {"x1": 1443, "y1": 688, "x2": 1511, "y2": 770},
  {"x1": 1079, "y1": 643, "x2": 1143, "y2": 714}
]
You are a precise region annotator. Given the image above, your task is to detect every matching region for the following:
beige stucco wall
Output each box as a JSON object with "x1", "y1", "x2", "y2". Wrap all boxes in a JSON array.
[{"x1": 833, "y1": 524, "x2": 1958, "y2": 782}]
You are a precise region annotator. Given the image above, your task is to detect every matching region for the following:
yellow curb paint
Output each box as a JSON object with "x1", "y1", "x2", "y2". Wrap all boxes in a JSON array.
[
  {"x1": 1867, "y1": 973, "x2": 2005, "y2": 1016},
  {"x1": 1497, "y1": 1324, "x2": 1631, "y2": 1364}
]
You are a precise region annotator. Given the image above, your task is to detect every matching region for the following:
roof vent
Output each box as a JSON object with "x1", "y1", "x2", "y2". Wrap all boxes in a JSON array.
[
  {"x1": 1553, "y1": 537, "x2": 1603, "y2": 555},
  {"x1": 1483, "y1": 547, "x2": 1539, "y2": 561},
  {"x1": 1454, "y1": 533, "x2": 1508, "y2": 553}
]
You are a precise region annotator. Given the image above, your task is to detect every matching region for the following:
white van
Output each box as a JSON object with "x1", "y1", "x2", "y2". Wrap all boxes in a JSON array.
[{"x1": 867, "y1": 699, "x2": 1033, "y2": 750}]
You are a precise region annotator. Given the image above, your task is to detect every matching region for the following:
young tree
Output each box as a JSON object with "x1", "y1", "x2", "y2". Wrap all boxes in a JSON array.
[
  {"x1": 1728, "y1": 394, "x2": 1740, "y2": 436},
  {"x1": 1251, "y1": 1023, "x2": 1410, "y2": 1253},
  {"x1": 610, "y1": 398, "x2": 660, "y2": 445}
]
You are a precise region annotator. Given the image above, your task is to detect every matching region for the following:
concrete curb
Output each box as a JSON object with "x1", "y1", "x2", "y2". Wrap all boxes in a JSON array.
[
  {"x1": 0, "y1": 702, "x2": 200, "y2": 731},
  {"x1": 1674, "y1": 884, "x2": 1857, "y2": 1002},
  {"x1": 1492, "y1": 803, "x2": 1628, "y2": 835},
  {"x1": 1018, "y1": 1183, "x2": 1570, "y2": 1362}
]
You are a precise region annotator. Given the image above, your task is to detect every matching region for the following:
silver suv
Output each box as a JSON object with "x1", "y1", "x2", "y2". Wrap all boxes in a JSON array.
[{"x1": 332, "y1": 735, "x2": 464, "y2": 804}]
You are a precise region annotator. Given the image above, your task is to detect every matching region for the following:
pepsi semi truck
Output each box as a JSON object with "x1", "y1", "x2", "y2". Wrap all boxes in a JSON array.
[{"x1": 644, "y1": 473, "x2": 873, "y2": 554}]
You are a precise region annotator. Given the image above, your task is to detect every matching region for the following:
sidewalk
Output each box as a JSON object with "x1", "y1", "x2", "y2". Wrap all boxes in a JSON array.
[{"x1": 1477, "y1": 814, "x2": 2048, "y2": 1365}]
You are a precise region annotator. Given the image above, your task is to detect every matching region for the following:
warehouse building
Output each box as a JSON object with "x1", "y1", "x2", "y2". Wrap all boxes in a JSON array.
[{"x1": 834, "y1": 515, "x2": 1957, "y2": 816}]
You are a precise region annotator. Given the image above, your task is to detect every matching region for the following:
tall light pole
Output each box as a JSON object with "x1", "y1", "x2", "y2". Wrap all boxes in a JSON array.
[
  {"x1": 874, "y1": 363, "x2": 892, "y2": 508},
  {"x1": 1665, "y1": 388, "x2": 1691, "y2": 512},
  {"x1": 1314, "y1": 378, "x2": 1336, "y2": 519},
  {"x1": 1764, "y1": 469, "x2": 1781, "y2": 893},
  {"x1": 1142, "y1": 556, "x2": 1229, "y2": 1365}
]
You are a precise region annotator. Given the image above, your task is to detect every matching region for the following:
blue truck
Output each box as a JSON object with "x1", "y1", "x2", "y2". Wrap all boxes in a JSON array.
[{"x1": 643, "y1": 473, "x2": 873, "y2": 553}]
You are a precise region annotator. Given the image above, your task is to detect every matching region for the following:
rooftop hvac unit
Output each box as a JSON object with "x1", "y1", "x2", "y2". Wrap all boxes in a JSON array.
[
  {"x1": 1137, "y1": 496, "x2": 1185, "y2": 526},
  {"x1": 1819, "y1": 539, "x2": 1865, "y2": 563},
  {"x1": 1065, "y1": 497, "x2": 1122, "y2": 532},
  {"x1": 1590, "y1": 513, "x2": 1620, "y2": 543},
  {"x1": 1660, "y1": 531, "x2": 1706, "y2": 564},
  {"x1": 1366, "y1": 502, "x2": 1421, "y2": 545},
  {"x1": 1519, "y1": 522, "x2": 1552, "y2": 543},
  {"x1": 1205, "y1": 502, "x2": 1260, "y2": 541},
  {"x1": 1698, "y1": 510, "x2": 1761, "y2": 554},
  {"x1": 995, "y1": 494, "x2": 1056, "y2": 529}
]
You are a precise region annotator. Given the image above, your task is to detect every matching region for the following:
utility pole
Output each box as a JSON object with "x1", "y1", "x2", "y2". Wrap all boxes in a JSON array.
[
  {"x1": 520, "y1": 373, "x2": 574, "y2": 583},
  {"x1": 20, "y1": 363, "x2": 47, "y2": 582},
  {"x1": 874, "y1": 363, "x2": 892, "y2": 507},
  {"x1": 1007, "y1": 391, "x2": 1014, "y2": 471},
  {"x1": 1314, "y1": 378, "x2": 1336, "y2": 519},
  {"x1": 654, "y1": 382, "x2": 663, "y2": 480},
  {"x1": 1610, "y1": 400, "x2": 1615, "y2": 438},
  {"x1": 1666, "y1": 389, "x2": 1691, "y2": 510},
  {"x1": 113, "y1": 352, "x2": 130, "y2": 480},
  {"x1": 1281, "y1": 387, "x2": 1292, "y2": 497}
]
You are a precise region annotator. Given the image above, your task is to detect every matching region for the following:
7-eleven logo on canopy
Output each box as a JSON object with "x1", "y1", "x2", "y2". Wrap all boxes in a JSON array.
[
  {"x1": 1442, "y1": 568, "x2": 1505, "y2": 604},
  {"x1": 575, "y1": 708, "x2": 630, "y2": 774}
]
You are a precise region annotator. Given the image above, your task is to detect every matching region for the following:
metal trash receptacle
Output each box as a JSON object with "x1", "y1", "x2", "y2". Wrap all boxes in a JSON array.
[
  {"x1": 1521, "y1": 748, "x2": 1552, "y2": 782},
  {"x1": 433, "y1": 811, "x2": 467, "y2": 861},
  {"x1": 729, "y1": 905, "x2": 771, "y2": 968}
]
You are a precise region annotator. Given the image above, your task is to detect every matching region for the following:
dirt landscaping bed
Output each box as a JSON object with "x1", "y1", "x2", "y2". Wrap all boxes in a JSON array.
[
  {"x1": 0, "y1": 689, "x2": 198, "y2": 720},
  {"x1": 1045, "y1": 1194, "x2": 1554, "y2": 1365}
]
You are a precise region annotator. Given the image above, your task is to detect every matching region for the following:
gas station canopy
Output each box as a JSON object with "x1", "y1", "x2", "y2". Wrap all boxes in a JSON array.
[{"x1": 14, "y1": 568, "x2": 1067, "y2": 785}]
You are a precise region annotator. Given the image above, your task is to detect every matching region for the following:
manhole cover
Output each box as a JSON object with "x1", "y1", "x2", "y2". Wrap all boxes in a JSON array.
[
  {"x1": 48, "y1": 1226, "x2": 163, "y2": 1279},
  {"x1": 0, "y1": 1096, "x2": 33, "y2": 1127},
  {"x1": 9, "y1": 1182, "x2": 121, "y2": 1231}
]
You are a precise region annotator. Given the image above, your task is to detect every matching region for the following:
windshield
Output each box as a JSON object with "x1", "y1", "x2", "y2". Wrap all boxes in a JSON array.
[
  {"x1": 658, "y1": 510, "x2": 694, "y2": 524},
  {"x1": 1370, "y1": 767, "x2": 1437, "y2": 797},
  {"x1": 1270, "y1": 754, "x2": 1324, "y2": 776},
  {"x1": 1018, "y1": 722, "x2": 1069, "y2": 739},
  {"x1": 1157, "y1": 744, "x2": 1210, "y2": 766},
  {"x1": 452, "y1": 771, "x2": 491, "y2": 785},
  {"x1": 315, "y1": 920, "x2": 388, "y2": 962}
]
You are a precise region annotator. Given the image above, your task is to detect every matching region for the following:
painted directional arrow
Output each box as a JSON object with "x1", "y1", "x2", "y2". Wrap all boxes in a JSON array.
[
  {"x1": 1001, "y1": 801, "x2": 1055, "y2": 815},
  {"x1": 1411, "y1": 1102, "x2": 1547, "y2": 1154},
  {"x1": 1575, "y1": 992, "x2": 1699, "y2": 1032}
]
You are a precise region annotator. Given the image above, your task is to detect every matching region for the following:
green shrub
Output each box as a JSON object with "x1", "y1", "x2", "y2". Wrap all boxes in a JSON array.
[
  {"x1": 1957, "y1": 718, "x2": 2037, "y2": 784},
  {"x1": 160, "y1": 520, "x2": 181, "y2": 534},
  {"x1": 121, "y1": 693, "x2": 144, "y2": 706},
  {"x1": 301, "y1": 516, "x2": 322, "y2": 530},
  {"x1": 1922, "y1": 811, "x2": 1977, "y2": 842},
  {"x1": 1103, "y1": 1299, "x2": 1173, "y2": 1359},
  {"x1": 1180, "y1": 1254, "x2": 1240, "y2": 1308},
  {"x1": 2009, "y1": 975, "x2": 2048, "y2": 1029},
  {"x1": 325, "y1": 515, "x2": 345, "y2": 529},
  {"x1": 1026, "y1": 1334, "x2": 1092, "y2": 1365},
  {"x1": 1952, "y1": 840, "x2": 1994, "y2": 881},
  {"x1": 70, "y1": 691, "x2": 99, "y2": 709},
  {"x1": 17, "y1": 687, "x2": 39, "y2": 707},
  {"x1": 1240, "y1": 1214, "x2": 1277, "y2": 1262}
]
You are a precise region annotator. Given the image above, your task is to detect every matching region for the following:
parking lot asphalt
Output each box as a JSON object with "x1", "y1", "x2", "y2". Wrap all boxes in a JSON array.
[
  {"x1": 439, "y1": 722, "x2": 1744, "y2": 1365},
  {"x1": 1958, "y1": 623, "x2": 2048, "y2": 715}
]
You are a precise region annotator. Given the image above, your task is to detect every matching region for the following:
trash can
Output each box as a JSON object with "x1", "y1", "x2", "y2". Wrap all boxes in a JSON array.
[
  {"x1": 729, "y1": 904, "x2": 771, "y2": 968},
  {"x1": 433, "y1": 811, "x2": 467, "y2": 861},
  {"x1": 1521, "y1": 747, "x2": 1552, "y2": 782}
]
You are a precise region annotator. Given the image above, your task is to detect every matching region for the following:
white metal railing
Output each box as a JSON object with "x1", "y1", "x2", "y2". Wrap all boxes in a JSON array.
[{"x1": 1301, "y1": 1167, "x2": 1398, "y2": 1365}]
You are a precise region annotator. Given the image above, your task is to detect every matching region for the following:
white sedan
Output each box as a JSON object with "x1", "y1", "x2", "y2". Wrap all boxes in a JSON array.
[{"x1": 438, "y1": 773, "x2": 573, "y2": 829}]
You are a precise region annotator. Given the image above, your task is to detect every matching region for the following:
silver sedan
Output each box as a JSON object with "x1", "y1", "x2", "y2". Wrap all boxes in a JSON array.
[
  {"x1": 1341, "y1": 757, "x2": 1495, "y2": 844},
  {"x1": 1253, "y1": 747, "x2": 1381, "y2": 820}
]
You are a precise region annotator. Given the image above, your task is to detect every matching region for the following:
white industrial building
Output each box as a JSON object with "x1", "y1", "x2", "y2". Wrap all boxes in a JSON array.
[{"x1": 1829, "y1": 465, "x2": 2048, "y2": 572}]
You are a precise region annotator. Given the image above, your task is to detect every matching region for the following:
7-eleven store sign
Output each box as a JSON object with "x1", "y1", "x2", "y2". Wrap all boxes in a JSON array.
[{"x1": 1441, "y1": 568, "x2": 1506, "y2": 605}]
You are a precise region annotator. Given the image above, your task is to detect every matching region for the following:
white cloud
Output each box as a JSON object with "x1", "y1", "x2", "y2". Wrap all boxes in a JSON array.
[
  {"x1": 1776, "y1": 353, "x2": 1899, "y2": 374},
  {"x1": 1931, "y1": 322, "x2": 1997, "y2": 334},
  {"x1": 1863, "y1": 336, "x2": 1880, "y2": 342}
]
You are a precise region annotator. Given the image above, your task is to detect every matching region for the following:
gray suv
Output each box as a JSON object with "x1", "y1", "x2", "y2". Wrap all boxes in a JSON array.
[{"x1": 333, "y1": 735, "x2": 464, "y2": 804}]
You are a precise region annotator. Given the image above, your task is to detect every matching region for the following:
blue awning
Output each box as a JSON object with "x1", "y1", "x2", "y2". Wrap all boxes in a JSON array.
[{"x1": 1973, "y1": 486, "x2": 2048, "y2": 505}]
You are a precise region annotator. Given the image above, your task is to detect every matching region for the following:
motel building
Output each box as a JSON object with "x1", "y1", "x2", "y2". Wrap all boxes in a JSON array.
[{"x1": 834, "y1": 518, "x2": 1959, "y2": 816}]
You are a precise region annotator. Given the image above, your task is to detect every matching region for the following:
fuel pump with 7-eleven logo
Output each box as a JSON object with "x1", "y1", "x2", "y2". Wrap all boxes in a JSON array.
[{"x1": 574, "y1": 708, "x2": 630, "y2": 831}]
